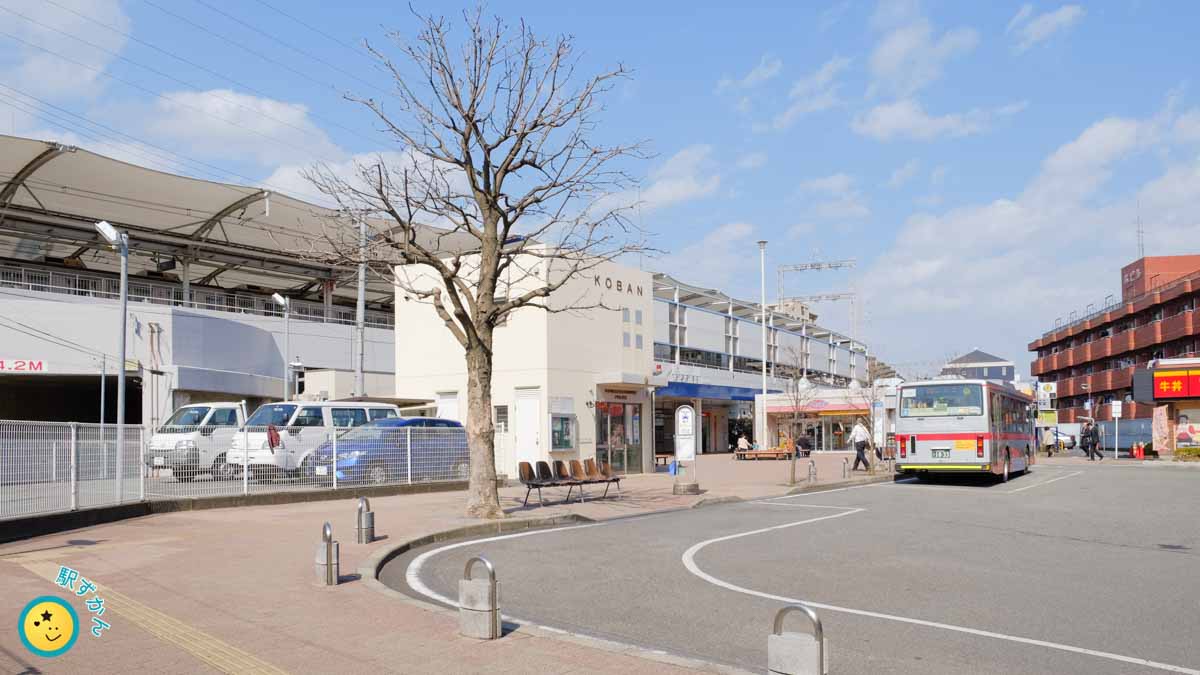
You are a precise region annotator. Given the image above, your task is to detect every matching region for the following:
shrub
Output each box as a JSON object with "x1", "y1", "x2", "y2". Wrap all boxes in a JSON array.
[{"x1": 1175, "y1": 446, "x2": 1200, "y2": 461}]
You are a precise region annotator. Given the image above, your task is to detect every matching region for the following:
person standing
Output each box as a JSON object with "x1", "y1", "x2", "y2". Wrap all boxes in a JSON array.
[
  {"x1": 850, "y1": 417, "x2": 871, "y2": 471},
  {"x1": 737, "y1": 434, "x2": 751, "y2": 452}
]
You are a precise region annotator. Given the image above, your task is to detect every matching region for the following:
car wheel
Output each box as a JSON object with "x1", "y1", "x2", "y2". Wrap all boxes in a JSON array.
[
  {"x1": 213, "y1": 454, "x2": 233, "y2": 481},
  {"x1": 368, "y1": 464, "x2": 388, "y2": 485}
]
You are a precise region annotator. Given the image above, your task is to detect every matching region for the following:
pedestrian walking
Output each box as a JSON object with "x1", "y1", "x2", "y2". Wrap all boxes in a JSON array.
[
  {"x1": 850, "y1": 417, "x2": 871, "y2": 471},
  {"x1": 797, "y1": 433, "x2": 813, "y2": 457},
  {"x1": 1087, "y1": 423, "x2": 1104, "y2": 461},
  {"x1": 737, "y1": 434, "x2": 751, "y2": 452},
  {"x1": 1042, "y1": 427, "x2": 1056, "y2": 457}
]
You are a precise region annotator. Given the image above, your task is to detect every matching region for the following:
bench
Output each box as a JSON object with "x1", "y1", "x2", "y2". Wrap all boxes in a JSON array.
[
  {"x1": 518, "y1": 459, "x2": 620, "y2": 507},
  {"x1": 734, "y1": 448, "x2": 794, "y2": 460},
  {"x1": 655, "y1": 453, "x2": 673, "y2": 467}
]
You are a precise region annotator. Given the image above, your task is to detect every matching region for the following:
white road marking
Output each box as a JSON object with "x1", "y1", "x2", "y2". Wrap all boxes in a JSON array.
[
  {"x1": 761, "y1": 479, "x2": 905, "y2": 502},
  {"x1": 1005, "y1": 470, "x2": 1083, "y2": 493},
  {"x1": 682, "y1": 510, "x2": 1199, "y2": 674},
  {"x1": 752, "y1": 502, "x2": 866, "y2": 509}
]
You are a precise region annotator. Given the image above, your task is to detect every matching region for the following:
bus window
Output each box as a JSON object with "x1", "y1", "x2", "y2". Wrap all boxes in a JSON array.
[{"x1": 900, "y1": 384, "x2": 983, "y2": 417}]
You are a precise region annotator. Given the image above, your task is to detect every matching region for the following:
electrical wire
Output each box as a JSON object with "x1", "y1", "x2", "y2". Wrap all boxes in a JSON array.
[
  {"x1": 248, "y1": 0, "x2": 378, "y2": 63},
  {"x1": 26, "y1": 0, "x2": 385, "y2": 148},
  {"x1": 0, "y1": 27, "x2": 345, "y2": 168},
  {"x1": 188, "y1": 0, "x2": 389, "y2": 96}
]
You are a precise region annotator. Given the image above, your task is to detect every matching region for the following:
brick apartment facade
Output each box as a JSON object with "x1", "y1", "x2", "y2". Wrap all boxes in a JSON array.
[{"x1": 1029, "y1": 255, "x2": 1200, "y2": 423}]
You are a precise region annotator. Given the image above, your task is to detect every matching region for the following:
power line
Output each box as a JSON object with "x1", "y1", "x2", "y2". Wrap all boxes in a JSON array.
[
  {"x1": 0, "y1": 9, "x2": 347, "y2": 167},
  {"x1": 0, "y1": 27, "x2": 345, "y2": 169},
  {"x1": 249, "y1": 0, "x2": 377, "y2": 64},
  {"x1": 22, "y1": 0, "x2": 385, "y2": 149},
  {"x1": 189, "y1": 0, "x2": 389, "y2": 96}
]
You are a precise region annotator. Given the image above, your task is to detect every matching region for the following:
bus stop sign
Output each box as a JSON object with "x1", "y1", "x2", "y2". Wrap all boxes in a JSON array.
[{"x1": 1037, "y1": 410, "x2": 1059, "y2": 427}]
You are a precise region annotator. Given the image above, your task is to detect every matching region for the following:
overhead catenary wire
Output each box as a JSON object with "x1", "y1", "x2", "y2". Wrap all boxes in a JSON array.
[
  {"x1": 12, "y1": 0, "x2": 386, "y2": 149},
  {"x1": 249, "y1": 0, "x2": 380, "y2": 64},
  {"x1": 0, "y1": 28, "x2": 347, "y2": 171}
]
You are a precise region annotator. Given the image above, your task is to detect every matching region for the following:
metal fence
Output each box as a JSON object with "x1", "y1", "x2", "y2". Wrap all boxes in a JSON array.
[{"x1": 1, "y1": 421, "x2": 469, "y2": 521}]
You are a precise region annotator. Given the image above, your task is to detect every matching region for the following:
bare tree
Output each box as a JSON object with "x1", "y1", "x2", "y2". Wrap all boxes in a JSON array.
[
  {"x1": 781, "y1": 346, "x2": 819, "y2": 485},
  {"x1": 850, "y1": 375, "x2": 890, "y2": 473},
  {"x1": 303, "y1": 9, "x2": 649, "y2": 518}
]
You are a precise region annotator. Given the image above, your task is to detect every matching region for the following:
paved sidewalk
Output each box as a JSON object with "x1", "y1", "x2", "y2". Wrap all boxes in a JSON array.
[{"x1": 0, "y1": 453, "x2": 886, "y2": 674}]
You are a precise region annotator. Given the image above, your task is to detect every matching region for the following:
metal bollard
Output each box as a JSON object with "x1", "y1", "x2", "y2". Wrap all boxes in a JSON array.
[
  {"x1": 459, "y1": 556, "x2": 501, "y2": 640},
  {"x1": 314, "y1": 522, "x2": 339, "y2": 586},
  {"x1": 807, "y1": 459, "x2": 817, "y2": 483},
  {"x1": 768, "y1": 604, "x2": 829, "y2": 675},
  {"x1": 842, "y1": 457, "x2": 849, "y2": 479},
  {"x1": 355, "y1": 497, "x2": 374, "y2": 544}
]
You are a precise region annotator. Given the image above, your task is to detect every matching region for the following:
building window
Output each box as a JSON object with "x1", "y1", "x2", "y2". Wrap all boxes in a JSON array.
[
  {"x1": 551, "y1": 415, "x2": 575, "y2": 450},
  {"x1": 635, "y1": 334, "x2": 644, "y2": 349},
  {"x1": 623, "y1": 331, "x2": 631, "y2": 347},
  {"x1": 635, "y1": 309, "x2": 643, "y2": 325},
  {"x1": 494, "y1": 405, "x2": 509, "y2": 433},
  {"x1": 654, "y1": 342, "x2": 673, "y2": 361},
  {"x1": 622, "y1": 307, "x2": 630, "y2": 323}
]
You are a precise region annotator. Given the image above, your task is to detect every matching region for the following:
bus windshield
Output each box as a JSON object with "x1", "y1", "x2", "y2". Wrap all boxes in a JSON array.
[{"x1": 901, "y1": 384, "x2": 984, "y2": 417}]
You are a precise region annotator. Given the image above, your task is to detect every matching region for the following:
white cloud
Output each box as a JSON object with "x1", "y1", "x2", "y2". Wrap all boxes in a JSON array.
[
  {"x1": 788, "y1": 222, "x2": 818, "y2": 238},
  {"x1": 592, "y1": 144, "x2": 722, "y2": 218},
  {"x1": 717, "y1": 54, "x2": 783, "y2": 92},
  {"x1": 735, "y1": 151, "x2": 768, "y2": 170},
  {"x1": 658, "y1": 222, "x2": 758, "y2": 289},
  {"x1": 0, "y1": 0, "x2": 130, "y2": 100},
  {"x1": 888, "y1": 159, "x2": 921, "y2": 187},
  {"x1": 862, "y1": 102, "x2": 1200, "y2": 365},
  {"x1": 818, "y1": 1, "x2": 852, "y2": 32},
  {"x1": 867, "y1": 9, "x2": 978, "y2": 97},
  {"x1": 1008, "y1": 4, "x2": 1086, "y2": 53},
  {"x1": 799, "y1": 172, "x2": 871, "y2": 219},
  {"x1": 772, "y1": 56, "x2": 851, "y2": 130},
  {"x1": 144, "y1": 89, "x2": 345, "y2": 168},
  {"x1": 852, "y1": 99, "x2": 1026, "y2": 141},
  {"x1": 1175, "y1": 109, "x2": 1200, "y2": 143}
]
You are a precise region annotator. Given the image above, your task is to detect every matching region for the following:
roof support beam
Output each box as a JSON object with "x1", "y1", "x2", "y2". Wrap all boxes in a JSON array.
[
  {"x1": 188, "y1": 190, "x2": 269, "y2": 243},
  {"x1": 197, "y1": 263, "x2": 238, "y2": 285},
  {"x1": 0, "y1": 143, "x2": 75, "y2": 206}
]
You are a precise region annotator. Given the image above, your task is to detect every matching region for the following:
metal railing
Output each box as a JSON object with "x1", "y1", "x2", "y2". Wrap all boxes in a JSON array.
[
  {"x1": 0, "y1": 262, "x2": 394, "y2": 329},
  {"x1": 0, "y1": 421, "x2": 471, "y2": 521},
  {"x1": 1042, "y1": 268, "x2": 1200, "y2": 339}
]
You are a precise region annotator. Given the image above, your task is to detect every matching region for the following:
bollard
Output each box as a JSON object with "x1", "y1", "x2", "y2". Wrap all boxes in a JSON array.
[
  {"x1": 314, "y1": 522, "x2": 339, "y2": 586},
  {"x1": 355, "y1": 497, "x2": 374, "y2": 544},
  {"x1": 459, "y1": 556, "x2": 501, "y2": 640},
  {"x1": 842, "y1": 457, "x2": 849, "y2": 479},
  {"x1": 768, "y1": 604, "x2": 829, "y2": 675},
  {"x1": 807, "y1": 459, "x2": 817, "y2": 484}
]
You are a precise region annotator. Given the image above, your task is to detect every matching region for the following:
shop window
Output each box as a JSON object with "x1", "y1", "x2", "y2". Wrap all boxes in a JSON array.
[
  {"x1": 551, "y1": 414, "x2": 575, "y2": 450},
  {"x1": 494, "y1": 405, "x2": 509, "y2": 433},
  {"x1": 653, "y1": 342, "x2": 673, "y2": 361}
]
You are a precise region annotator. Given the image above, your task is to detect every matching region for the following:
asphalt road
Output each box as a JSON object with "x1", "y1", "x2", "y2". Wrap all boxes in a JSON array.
[{"x1": 388, "y1": 465, "x2": 1200, "y2": 675}]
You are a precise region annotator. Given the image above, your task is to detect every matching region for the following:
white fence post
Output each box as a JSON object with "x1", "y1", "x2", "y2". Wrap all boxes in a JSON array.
[
  {"x1": 332, "y1": 431, "x2": 338, "y2": 490},
  {"x1": 406, "y1": 427, "x2": 412, "y2": 484},
  {"x1": 115, "y1": 423, "x2": 123, "y2": 504},
  {"x1": 139, "y1": 425, "x2": 145, "y2": 502},
  {"x1": 70, "y1": 422, "x2": 79, "y2": 511},
  {"x1": 52, "y1": 441, "x2": 57, "y2": 483},
  {"x1": 242, "y1": 425, "x2": 249, "y2": 496}
]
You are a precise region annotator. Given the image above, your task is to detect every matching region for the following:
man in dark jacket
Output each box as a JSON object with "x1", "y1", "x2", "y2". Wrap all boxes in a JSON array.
[{"x1": 1084, "y1": 422, "x2": 1103, "y2": 461}]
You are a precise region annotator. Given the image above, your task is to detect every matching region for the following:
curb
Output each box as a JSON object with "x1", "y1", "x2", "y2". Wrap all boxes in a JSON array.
[{"x1": 358, "y1": 514, "x2": 753, "y2": 675}]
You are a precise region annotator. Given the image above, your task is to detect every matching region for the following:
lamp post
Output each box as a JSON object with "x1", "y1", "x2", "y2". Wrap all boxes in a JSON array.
[
  {"x1": 272, "y1": 293, "x2": 290, "y2": 400},
  {"x1": 758, "y1": 240, "x2": 768, "y2": 446},
  {"x1": 95, "y1": 221, "x2": 127, "y2": 499}
]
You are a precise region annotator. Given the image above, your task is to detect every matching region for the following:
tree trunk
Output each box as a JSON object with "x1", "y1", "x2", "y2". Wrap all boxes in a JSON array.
[{"x1": 464, "y1": 341, "x2": 505, "y2": 519}]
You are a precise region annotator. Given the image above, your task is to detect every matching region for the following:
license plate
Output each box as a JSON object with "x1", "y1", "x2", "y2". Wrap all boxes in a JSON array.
[
  {"x1": 932, "y1": 449, "x2": 950, "y2": 459},
  {"x1": 315, "y1": 466, "x2": 327, "y2": 476},
  {"x1": 153, "y1": 456, "x2": 165, "y2": 466}
]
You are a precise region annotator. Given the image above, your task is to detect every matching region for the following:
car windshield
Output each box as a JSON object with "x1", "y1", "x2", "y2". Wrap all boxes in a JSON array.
[
  {"x1": 246, "y1": 404, "x2": 297, "y2": 426},
  {"x1": 162, "y1": 407, "x2": 210, "y2": 427},
  {"x1": 900, "y1": 384, "x2": 984, "y2": 417}
]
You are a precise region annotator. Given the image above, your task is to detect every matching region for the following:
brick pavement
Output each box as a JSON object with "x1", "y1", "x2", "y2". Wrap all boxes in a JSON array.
[{"x1": 0, "y1": 452, "x2": 885, "y2": 674}]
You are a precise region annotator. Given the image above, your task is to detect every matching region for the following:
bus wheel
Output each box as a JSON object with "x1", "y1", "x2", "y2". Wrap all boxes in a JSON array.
[{"x1": 1002, "y1": 460, "x2": 1010, "y2": 483}]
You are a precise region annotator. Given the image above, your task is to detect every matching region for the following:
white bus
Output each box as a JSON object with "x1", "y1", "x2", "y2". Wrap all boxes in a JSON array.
[{"x1": 895, "y1": 379, "x2": 1035, "y2": 481}]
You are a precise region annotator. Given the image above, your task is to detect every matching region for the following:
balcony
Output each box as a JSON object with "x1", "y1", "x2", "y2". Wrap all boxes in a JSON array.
[
  {"x1": 1132, "y1": 322, "x2": 1162, "y2": 350},
  {"x1": 1110, "y1": 330, "x2": 1135, "y2": 356},
  {"x1": 1110, "y1": 366, "x2": 1134, "y2": 390},
  {"x1": 1160, "y1": 311, "x2": 1195, "y2": 342},
  {"x1": 1091, "y1": 336, "x2": 1113, "y2": 360},
  {"x1": 1059, "y1": 376, "x2": 1079, "y2": 398}
]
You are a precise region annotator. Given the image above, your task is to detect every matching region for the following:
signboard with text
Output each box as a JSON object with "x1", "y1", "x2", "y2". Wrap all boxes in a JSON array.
[
  {"x1": 1150, "y1": 370, "x2": 1200, "y2": 399},
  {"x1": 1111, "y1": 400, "x2": 1123, "y2": 418},
  {"x1": 0, "y1": 359, "x2": 47, "y2": 373},
  {"x1": 674, "y1": 405, "x2": 696, "y2": 461},
  {"x1": 1037, "y1": 410, "x2": 1059, "y2": 427}
]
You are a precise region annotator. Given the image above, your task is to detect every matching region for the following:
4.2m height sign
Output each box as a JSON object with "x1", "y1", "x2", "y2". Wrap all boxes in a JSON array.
[{"x1": 0, "y1": 359, "x2": 47, "y2": 373}]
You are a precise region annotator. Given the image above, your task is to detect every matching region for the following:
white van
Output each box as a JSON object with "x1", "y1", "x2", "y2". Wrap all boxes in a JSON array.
[
  {"x1": 146, "y1": 403, "x2": 245, "y2": 482},
  {"x1": 225, "y1": 401, "x2": 400, "y2": 478}
]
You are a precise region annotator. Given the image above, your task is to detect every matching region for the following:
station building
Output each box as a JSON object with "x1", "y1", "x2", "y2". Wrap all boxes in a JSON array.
[
  {"x1": 396, "y1": 261, "x2": 869, "y2": 477},
  {"x1": 1029, "y1": 255, "x2": 1200, "y2": 423},
  {"x1": 0, "y1": 134, "x2": 412, "y2": 425}
]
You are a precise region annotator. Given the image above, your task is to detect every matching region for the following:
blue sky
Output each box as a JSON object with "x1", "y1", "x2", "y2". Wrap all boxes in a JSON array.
[{"x1": 2, "y1": 0, "x2": 1199, "y2": 375}]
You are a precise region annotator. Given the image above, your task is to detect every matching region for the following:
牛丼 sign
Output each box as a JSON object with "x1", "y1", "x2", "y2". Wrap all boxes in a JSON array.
[
  {"x1": 1151, "y1": 370, "x2": 1200, "y2": 399},
  {"x1": 0, "y1": 359, "x2": 47, "y2": 373}
]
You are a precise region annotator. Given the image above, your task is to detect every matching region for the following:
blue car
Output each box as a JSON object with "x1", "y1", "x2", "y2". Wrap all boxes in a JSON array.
[{"x1": 308, "y1": 417, "x2": 469, "y2": 485}]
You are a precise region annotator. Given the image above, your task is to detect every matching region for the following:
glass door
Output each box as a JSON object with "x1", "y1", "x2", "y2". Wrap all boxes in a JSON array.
[{"x1": 594, "y1": 402, "x2": 643, "y2": 474}]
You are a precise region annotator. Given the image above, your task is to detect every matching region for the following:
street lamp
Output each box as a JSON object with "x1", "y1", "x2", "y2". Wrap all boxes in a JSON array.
[
  {"x1": 272, "y1": 293, "x2": 290, "y2": 400},
  {"x1": 757, "y1": 240, "x2": 768, "y2": 446},
  {"x1": 95, "y1": 220, "x2": 127, "y2": 500}
]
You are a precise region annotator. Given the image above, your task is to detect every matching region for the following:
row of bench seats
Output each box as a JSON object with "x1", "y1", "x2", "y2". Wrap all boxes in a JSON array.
[{"x1": 517, "y1": 459, "x2": 621, "y2": 507}]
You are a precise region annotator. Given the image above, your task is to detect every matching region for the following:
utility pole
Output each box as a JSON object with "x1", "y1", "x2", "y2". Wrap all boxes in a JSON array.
[{"x1": 355, "y1": 214, "x2": 366, "y2": 397}]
